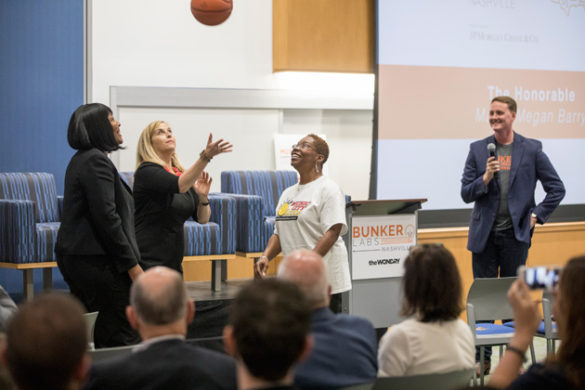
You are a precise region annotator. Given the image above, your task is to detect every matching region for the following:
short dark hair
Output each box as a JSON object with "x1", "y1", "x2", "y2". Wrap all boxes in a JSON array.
[
  {"x1": 67, "y1": 103, "x2": 121, "y2": 152},
  {"x1": 130, "y1": 267, "x2": 187, "y2": 325},
  {"x1": 5, "y1": 293, "x2": 87, "y2": 390},
  {"x1": 307, "y1": 133, "x2": 329, "y2": 165},
  {"x1": 229, "y1": 279, "x2": 311, "y2": 382},
  {"x1": 401, "y1": 243, "x2": 463, "y2": 322},
  {"x1": 491, "y1": 96, "x2": 517, "y2": 113}
]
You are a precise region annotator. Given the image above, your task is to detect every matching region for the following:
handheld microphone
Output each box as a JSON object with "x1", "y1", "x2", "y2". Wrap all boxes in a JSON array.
[{"x1": 487, "y1": 143, "x2": 498, "y2": 179}]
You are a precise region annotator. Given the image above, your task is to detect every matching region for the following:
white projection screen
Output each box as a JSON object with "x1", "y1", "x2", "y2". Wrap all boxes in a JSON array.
[{"x1": 375, "y1": 0, "x2": 585, "y2": 210}]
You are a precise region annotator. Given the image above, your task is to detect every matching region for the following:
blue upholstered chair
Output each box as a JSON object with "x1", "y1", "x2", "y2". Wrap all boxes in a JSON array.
[
  {"x1": 0, "y1": 172, "x2": 62, "y2": 299},
  {"x1": 120, "y1": 172, "x2": 236, "y2": 290},
  {"x1": 0, "y1": 172, "x2": 61, "y2": 263},
  {"x1": 220, "y1": 170, "x2": 298, "y2": 254}
]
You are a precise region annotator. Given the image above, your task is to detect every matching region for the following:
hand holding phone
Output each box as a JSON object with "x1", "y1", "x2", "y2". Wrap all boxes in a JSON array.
[{"x1": 518, "y1": 265, "x2": 560, "y2": 290}]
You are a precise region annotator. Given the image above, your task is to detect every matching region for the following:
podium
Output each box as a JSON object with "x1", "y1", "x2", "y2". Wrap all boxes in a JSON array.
[{"x1": 344, "y1": 198, "x2": 426, "y2": 328}]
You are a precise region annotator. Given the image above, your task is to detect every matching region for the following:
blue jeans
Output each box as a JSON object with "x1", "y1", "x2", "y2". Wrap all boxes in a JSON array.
[{"x1": 472, "y1": 227, "x2": 530, "y2": 362}]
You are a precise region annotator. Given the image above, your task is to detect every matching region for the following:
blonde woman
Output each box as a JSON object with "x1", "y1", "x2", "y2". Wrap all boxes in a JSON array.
[{"x1": 133, "y1": 121, "x2": 232, "y2": 273}]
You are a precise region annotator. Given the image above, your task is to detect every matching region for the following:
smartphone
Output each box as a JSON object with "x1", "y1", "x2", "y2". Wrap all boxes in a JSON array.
[{"x1": 518, "y1": 266, "x2": 560, "y2": 290}]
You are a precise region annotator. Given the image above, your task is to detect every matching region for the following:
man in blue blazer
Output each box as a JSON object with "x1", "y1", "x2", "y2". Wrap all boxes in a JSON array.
[
  {"x1": 461, "y1": 96, "x2": 565, "y2": 371},
  {"x1": 277, "y1": 249, "x2": 378, "y2": 390}
]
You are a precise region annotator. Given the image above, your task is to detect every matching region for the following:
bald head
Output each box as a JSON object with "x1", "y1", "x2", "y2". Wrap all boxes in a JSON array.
[
  {"x1": 131, "y1": 266, "x2": 188, "y2": 326},
  {"x1": 277, "y1": 249, "x2": 330, "y2": 308}
]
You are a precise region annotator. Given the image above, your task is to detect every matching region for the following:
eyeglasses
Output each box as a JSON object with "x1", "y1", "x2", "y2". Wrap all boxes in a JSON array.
[{"x1": 291, "y1": 142, "x2": 313, "y2": 151}]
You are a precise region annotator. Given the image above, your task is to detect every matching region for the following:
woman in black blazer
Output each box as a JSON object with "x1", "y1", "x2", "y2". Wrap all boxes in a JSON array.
[
  {"x1": 56, "y1": 103, "x2": 142, "y2": 347},
  {"x1": 133, "y1": 120, "x2": 232, "y2": 273}
]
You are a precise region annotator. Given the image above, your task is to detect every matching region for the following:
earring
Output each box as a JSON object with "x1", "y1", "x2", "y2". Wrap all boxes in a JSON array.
[{"x1": 315, "y1": 163, "x2": 320, "y2": 174}]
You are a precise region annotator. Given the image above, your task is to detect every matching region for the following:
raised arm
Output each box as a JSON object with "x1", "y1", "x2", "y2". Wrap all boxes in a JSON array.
[
  {"x1": 177, "y1": 133, "x2": 232, "y2": 193},
  {"x1": 461, "y1": 146, "x2": 496, "y2": 204},
  {"x1": 488, "y1": 280, "x2": 540, "y2": 388}
]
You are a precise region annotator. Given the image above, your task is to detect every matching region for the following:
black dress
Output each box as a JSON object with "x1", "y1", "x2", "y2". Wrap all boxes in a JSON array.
[{"x1": 133, "y1": 162, "x2": 200, "y2": 273}]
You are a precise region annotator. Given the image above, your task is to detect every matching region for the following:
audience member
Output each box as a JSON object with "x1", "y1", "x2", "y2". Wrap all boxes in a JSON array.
[
  {"x1": 2, "y1": 293, "x2": 89, "y2": 390},
  {"x1": 377, "y1": 244, "x2": 475, "y2": 376},
  {"x1": 0, "y1": 286, "x2": 17, "y2": 333},
  {"x1": 85, "y1": 266, "x2": 237, "y2": 390},
  {"x1": 489, "y1": 255, "x2": 585, "y2": 390},
  {"x1": 223, "y1": 278, "x2": 312, "y2": 390},
  {"x1": 277, "y1": 249, "x2": 378, "y2": 389}
]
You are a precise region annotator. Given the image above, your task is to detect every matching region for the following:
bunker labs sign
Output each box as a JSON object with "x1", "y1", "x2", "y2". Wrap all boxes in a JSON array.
[{"x1": 351, "y1": 214, "x2": 417, "y2": 280}]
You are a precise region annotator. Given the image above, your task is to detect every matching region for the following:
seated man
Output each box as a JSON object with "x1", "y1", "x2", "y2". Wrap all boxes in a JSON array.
[
  {"x1": 223, "y1": 278, "x2": 313, "y2": 390},
  {"x1": 2, "y1": 292, "x2": 90, "y2": 390},
  {"x1": 278, "y1": 249, "x2": 378, "y2": 389},
  {"x1": 85, "y1": 266, "x2": 237, "y2": 390}
]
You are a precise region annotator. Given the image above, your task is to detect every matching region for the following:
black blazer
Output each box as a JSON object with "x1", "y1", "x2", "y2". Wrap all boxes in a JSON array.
[
  {"x1": 56, "y1": 148, "x2": 140, "y2": 273},
  {"x1": 84, "y1": 339, "x2": 238, "y2": 390}
]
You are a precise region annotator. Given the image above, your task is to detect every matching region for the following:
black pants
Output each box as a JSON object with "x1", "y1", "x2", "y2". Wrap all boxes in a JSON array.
[
  {"x1": 329, "y1": 293, "x2": 343, "y2": 314},
  {"x1": 57, "y1": 254, "x2": 140, "y2": 348},
  {"x1": 472, "y1": 227, "x2": 530, "y2": 362}
]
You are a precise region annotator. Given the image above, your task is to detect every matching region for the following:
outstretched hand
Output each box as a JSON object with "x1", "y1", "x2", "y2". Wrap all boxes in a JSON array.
[
  {"x1": 194, "y1": 171, "x2": 212, "y2": 196},
  {"x1": 204, "y1": 133, "x2": 233, "y2": 159}
]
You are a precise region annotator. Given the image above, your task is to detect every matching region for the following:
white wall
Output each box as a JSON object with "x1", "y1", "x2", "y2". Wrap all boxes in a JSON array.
[{"x1": 90, "y1": 0, "x2": 373, "y2": 198}]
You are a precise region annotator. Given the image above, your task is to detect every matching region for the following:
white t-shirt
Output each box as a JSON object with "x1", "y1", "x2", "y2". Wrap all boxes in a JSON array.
[
  {"x1": 377, "y1": 318, "x2": 475, "y2": 377},
  {"x1": 274, "y1": 176, "x2": 351, "y2": 294}
]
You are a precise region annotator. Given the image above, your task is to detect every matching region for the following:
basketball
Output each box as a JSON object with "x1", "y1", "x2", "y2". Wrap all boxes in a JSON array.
[{"x1": 191, "y1": 0, "x2": 233, "y2": 26}]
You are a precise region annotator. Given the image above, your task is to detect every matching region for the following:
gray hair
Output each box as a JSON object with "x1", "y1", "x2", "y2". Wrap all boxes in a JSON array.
[
  {"x1": 130, "y1": 266, "x2": 188, "y2": 325},
  {"x1": 278, "y1": 250, "x2": 329, "y2": 308}
]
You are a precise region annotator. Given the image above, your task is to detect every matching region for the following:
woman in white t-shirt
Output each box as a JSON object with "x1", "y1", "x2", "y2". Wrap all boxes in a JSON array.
[
  {"x1": 377, "y1": 244, "x2": 475, "y2": 377},
  {"x1": 254, "y1": 134, "x2": 351, "y2": 313}
]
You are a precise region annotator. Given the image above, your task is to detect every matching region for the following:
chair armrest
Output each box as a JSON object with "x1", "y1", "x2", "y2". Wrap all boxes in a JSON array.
[
  {"x1": 57, "y1": 195, "x2": 64, "y2": 221},
  {"x1": 542, "y1": 298, "x2": 555, "y2": 334},
  {"x1": 208, "y1": 193, "x2": 237, "y2": 254},
  {"x1": 221, "y1": 193, "x2": 264, "y2": 253},
  {"x1": 0, "y1": 200, "x2": 36, "y2": 262}
]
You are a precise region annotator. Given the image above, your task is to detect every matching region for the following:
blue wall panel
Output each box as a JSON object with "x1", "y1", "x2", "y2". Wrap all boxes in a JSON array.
[{"x1": 0, "y1": 0, "x2": 84, "y2": 300}]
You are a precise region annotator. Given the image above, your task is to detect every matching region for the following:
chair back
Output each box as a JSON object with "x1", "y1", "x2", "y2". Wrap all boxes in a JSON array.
[
  {"x1": 221, "y1": 171, "x2": 298, "y2": 217},
  {"x1": 0, "y1": 172, "x2": 59, "y2": 223},
  {"x1": 338, "y1": 383, "x2": 375, "y2": 390},
  {"x1": 84, "y1": 311, "x2": 98, "y2": 349},
  {"x1": 88, "y1": 344, "x2": 134, "y2": 363},
  {"x1": 466, "y1": 277, "x2": 516, "y2": 322},
  {"x1": 542, "y1": 289, "x2": 557, "y2": 336},
  {"x1": 372, "y1": 368, "x2": 474, "y2": 390},
  {"x1": 185, "y1": 335, "x2": 226, "y2": 354}
]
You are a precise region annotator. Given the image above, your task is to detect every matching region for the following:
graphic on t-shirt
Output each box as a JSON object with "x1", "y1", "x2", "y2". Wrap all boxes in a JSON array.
[
  {"x1": 276, "y1": 200, "x2": 311, "y2": 221},
  {"x1": 498, "y1": 155, "x2": 512, "y2": 171}
]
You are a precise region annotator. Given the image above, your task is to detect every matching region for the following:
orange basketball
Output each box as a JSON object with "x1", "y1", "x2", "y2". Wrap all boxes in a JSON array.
[{"x1": 191, "y1": 0, "x2": 233, "y2": 26}]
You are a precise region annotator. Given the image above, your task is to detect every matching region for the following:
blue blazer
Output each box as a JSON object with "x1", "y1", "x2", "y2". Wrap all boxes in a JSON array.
[
  {"x1": 461, "y1": 132, "x2": 565, "y2": 253},
  {"x1": 294, "y1": 307, "x2": 378, "y2": 390}
]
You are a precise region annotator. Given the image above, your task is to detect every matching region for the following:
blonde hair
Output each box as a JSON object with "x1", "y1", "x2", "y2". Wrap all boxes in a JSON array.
[{"x1": 136, "y1": 121, "x2": 184, "y2": 171}]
